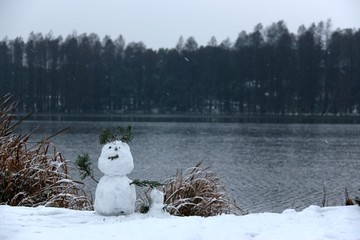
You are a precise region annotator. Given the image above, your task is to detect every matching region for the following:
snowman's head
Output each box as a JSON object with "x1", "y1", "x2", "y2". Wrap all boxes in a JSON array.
[
  {"x1": 98, "y1": 140, "x2": 134, "y2": 176},
  {"x1": 150, "y1": 189, "x2": 164, "y2": 204}
]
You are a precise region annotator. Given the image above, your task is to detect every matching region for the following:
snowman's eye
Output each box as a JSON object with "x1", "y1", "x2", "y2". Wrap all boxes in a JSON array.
[{"x1": 108, "y1": 146, "x2": 112, "y2": 149}]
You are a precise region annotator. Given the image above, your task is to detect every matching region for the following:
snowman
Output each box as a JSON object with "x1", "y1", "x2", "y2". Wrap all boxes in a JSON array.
[
  {"x1": 94, "y1": 140, "x2": 136, "y2": 216},
  {"x1": 147, "y1": 189, "x2": 168, "y2": 217}
]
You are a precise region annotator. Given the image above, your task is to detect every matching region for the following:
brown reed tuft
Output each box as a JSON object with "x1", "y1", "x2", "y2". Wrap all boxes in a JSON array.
[
  {"x1": 344, "y1": 188, "x2": 354, "y2": 206},
  {"x1": 0, "y1": 94, "x2": 93, "y2": 210},
  {"x1": 162, "y1": 162, "x2": 247, "y2": 217}
]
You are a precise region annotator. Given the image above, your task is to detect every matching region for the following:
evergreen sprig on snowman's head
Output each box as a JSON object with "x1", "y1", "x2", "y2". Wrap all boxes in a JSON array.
[{"x1": 99, "y1": 125, "x2": 133, "y2": 145}]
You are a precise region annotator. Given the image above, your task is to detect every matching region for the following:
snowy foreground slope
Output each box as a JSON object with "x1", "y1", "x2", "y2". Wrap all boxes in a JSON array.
[{"x1": 0, "y1": 205, "x2": 359, "y2": 240}]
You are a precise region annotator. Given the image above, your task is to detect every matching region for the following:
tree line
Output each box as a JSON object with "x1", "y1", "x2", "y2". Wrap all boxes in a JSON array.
[{"x1": 1, "y1": 20, "x2": 359, "y2": 115}]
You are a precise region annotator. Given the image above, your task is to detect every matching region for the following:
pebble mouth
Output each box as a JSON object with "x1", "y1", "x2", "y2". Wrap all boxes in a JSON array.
[{"x1": 108, "y1": 155, "x2": 119, "y2": 160}]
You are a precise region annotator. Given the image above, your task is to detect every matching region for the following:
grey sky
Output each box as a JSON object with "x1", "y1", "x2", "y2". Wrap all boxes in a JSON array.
[{"x1": 0, "y1": 0, "x2": 359, "y2": 49}]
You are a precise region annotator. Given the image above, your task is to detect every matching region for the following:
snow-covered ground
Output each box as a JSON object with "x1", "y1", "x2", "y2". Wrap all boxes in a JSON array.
[{"x1": 0, "y1": 205, "x2": 359, "y2": 240}]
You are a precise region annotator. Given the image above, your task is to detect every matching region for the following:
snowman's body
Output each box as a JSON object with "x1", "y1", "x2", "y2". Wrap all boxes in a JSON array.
[
  {"x1": 148, "y1": 189, "x2": 167, "y2": 217},
  {"x1": 94, "y1": 140, "x2": 136, "y2": 216}
]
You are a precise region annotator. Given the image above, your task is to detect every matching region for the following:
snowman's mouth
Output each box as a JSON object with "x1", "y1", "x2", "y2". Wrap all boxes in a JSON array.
[{"x1": 108, "y1": 155, "x2": 119, "y2": 160}]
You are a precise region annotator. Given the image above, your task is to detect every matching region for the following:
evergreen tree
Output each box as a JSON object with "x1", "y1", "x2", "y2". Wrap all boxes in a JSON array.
[
  {"x1": 0, "y1": 40, "x2": 11, "y2": 99},
  {"x1": 9, "y1": 37, "x2": 25, "y2": 109},
  {"x1": 184, "y1": 36, "x2": 198, "y2": 52},
  {"x1": 1, "y1": 21, "x2": 359, "y2": 116}
]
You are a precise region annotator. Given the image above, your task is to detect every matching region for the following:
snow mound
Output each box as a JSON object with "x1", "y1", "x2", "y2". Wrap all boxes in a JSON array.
[{"x1": 0, "y1": 205, "x2": 359, "y2": 240}]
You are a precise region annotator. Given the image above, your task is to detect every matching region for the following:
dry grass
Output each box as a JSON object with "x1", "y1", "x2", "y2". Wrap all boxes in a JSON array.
[
  {"x1": 163, "y1": 162, "x2": 247, "y2": 217},
  {"x1": 345, "y1": 188, "x2": 354, "y2": 206},
  {"x1": 135, "y1": 188, "x2": 153, "y2": 214},
  {"x1": 0, "y1": 94, "x2": 92, "y2": 210}
]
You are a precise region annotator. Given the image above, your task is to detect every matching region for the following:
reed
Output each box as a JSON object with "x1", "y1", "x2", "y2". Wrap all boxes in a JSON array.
[
  {"x1": 0, "y1": 94, "x2": 92, "y2": 210},
  {"x1": 163, "y1": 162, "x2": 247, "y2": 217}
]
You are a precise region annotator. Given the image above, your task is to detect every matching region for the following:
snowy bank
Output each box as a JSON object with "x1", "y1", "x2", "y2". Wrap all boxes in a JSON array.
[{"x1": 0, "y1": 205, "x2": 359, "y2": 240}]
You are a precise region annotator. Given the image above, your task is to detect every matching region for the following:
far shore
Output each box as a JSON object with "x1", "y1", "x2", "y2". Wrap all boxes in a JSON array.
[{"x1": 15, "y1": 112, "x2": 360, "y2": 124}]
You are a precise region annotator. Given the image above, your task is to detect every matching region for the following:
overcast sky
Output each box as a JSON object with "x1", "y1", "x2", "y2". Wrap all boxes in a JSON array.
[{"x1": 0, "y1": 0, "x2": 359, "y2": 49}]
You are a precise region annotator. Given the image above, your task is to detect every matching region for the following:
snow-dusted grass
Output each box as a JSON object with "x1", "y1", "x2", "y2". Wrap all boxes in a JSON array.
[
  {"x1": 0, "y1": 94, "x2": 92, "y2": 210},
  {"x1": 162, "y1": 162, "x2": 246, "y2": 216},
  {"x1": 0, "y1": 205, "x2": 359, "y2": 240}
]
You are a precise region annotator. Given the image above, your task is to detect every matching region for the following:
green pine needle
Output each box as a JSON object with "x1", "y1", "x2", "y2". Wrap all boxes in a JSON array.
[
  {"x1": 75, "y1": 154, "x2": 98, "y2": 183},
  {"x1": 118, "y1": 125, "x2": 133, "y2": 143},
  {"x1": 99, "y1": 125, "x2": 133, "y2": 145},
  {"x1": 130, "y1": 179, "x2": 163, "y2": 188},
  {"x1": 99, "y1": 128, "x2": 116, "y2": 145}
]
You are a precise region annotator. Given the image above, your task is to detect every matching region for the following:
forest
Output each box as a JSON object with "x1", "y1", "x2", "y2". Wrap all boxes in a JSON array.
[{"x1": 0, "y1": 20, "x2": 359, "y2": 115}]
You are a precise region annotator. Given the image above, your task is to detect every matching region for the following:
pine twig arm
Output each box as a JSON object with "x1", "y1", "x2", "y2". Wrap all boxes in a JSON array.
[{"x1": 130, "y1": 179, "x2": 163, "y2": 188}]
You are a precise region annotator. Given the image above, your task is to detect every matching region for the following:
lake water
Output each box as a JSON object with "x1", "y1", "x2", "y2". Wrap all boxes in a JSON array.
[{"x1": 16, "y1": 121, "x2": 360, "y2": 213}]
